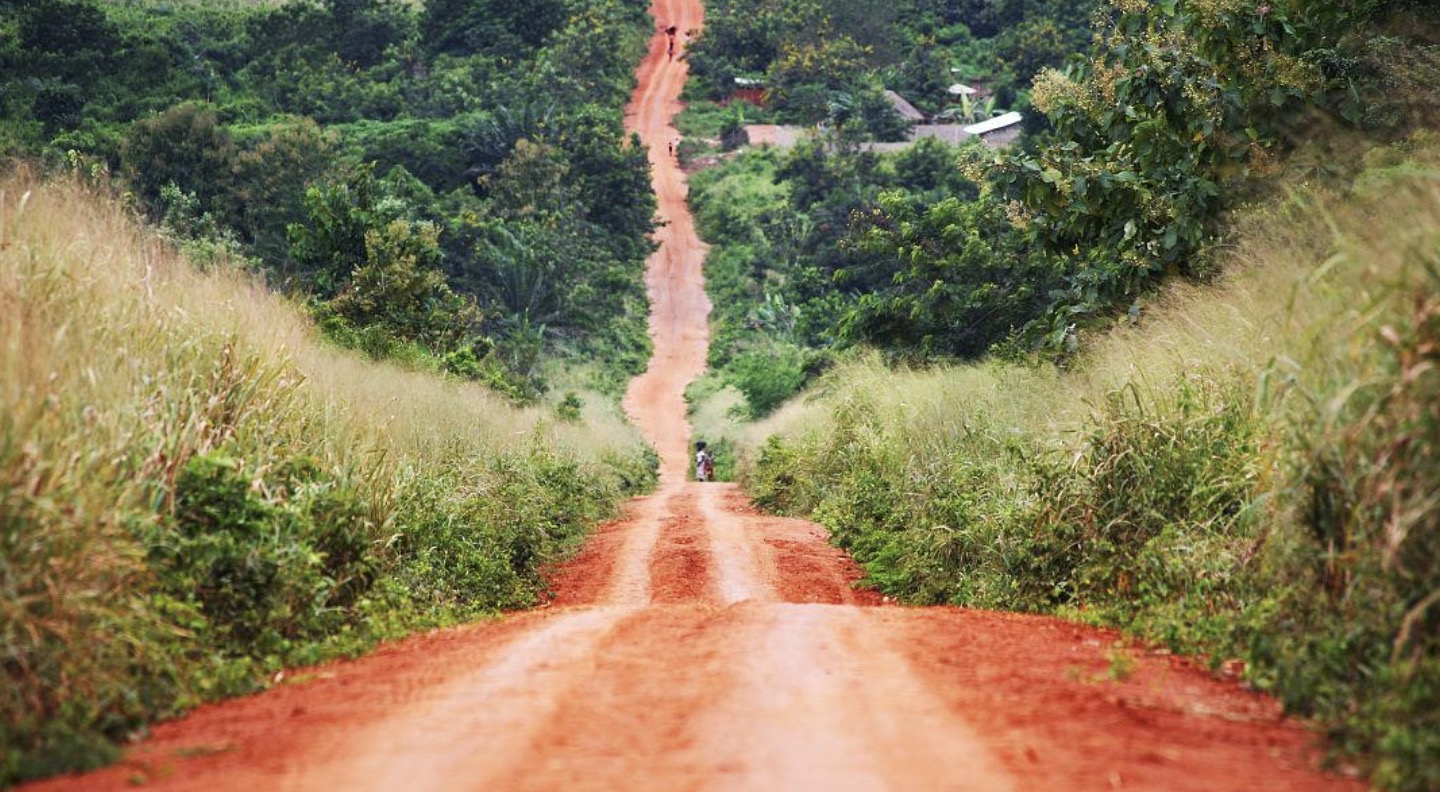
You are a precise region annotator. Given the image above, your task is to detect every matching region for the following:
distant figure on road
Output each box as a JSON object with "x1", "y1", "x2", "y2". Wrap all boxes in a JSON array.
[{"x1": 695, "y1": 441, "x2": 715, "y2": 482}]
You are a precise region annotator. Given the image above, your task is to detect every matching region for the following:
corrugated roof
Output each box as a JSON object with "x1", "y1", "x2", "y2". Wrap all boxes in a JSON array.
[{"x1": 962, "y1": 112, "x2": 1023, "y2": 135}]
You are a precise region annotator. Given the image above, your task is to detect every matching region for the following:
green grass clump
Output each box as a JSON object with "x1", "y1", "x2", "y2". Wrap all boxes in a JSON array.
[
  {"x1": 742, "y1": 135, "x2": 1440, "y2": 788},
  {"x1": 0, "y1": 169, "x2": 654, "y2": 784}
]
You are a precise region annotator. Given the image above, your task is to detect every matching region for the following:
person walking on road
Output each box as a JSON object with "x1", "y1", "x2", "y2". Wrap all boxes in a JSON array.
[{"x1": 695, "y1": 441, "x2": 714, "y2": 482}]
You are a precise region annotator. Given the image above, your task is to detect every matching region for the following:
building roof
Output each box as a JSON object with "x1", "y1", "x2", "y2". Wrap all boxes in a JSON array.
[
  {"x1": 743, "y1": 121, "x2": 1024, "y2": 152},
  {"x1": 883, "y1": 90, "x2": 925, "y2": 122},
  {"x1": 962, "y1": 111, "x2": 1023, "y2": 135}
]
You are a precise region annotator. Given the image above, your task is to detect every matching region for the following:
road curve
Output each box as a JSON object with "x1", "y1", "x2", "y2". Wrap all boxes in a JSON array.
[{"x1": 27, "y1": 0, "x2": 1368, "y2": 790}]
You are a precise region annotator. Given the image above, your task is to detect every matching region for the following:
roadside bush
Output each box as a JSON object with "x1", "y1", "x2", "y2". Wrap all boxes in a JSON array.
[
  {"x1": 148, "y1": 449, "x2": 385, "y2": 661},
  {"x1": 726, "y1": 343, "x2": 806, "y2": 417},
  {"x1": 392, "y1": 446, "x2": 614, "y2": 611},
  {"x1": 1250, "y1": 238, "x2": 1440, "y2": 789}
]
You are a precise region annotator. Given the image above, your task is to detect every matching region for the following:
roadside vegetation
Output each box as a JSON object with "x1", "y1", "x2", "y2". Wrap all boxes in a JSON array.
[
  {"x1": 684, "y1": 0, "x2": 1438, "y2": 422},
  {"x1": 1, "y1": 2, "x2": 665, "y2": 776},
  {"x1": 686, "y1": 0, "x2": 1440, "y2": 786},
  {"x1": 0, "y1": 169, "x2": 655, "y2": 785},
  {"x1": 743, "y1": 139, "x2": 1440, "y2": 787},
  {"x1": 687, "y1": 0, "x2": 1095, "y2": 123},
  {"x1": 0, "y1": 0, "x2": 656, "y2": 398}
]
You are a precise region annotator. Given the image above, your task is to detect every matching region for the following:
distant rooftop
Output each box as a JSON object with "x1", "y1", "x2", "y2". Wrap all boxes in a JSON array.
[
  {"x1": 884, "y1": 90, "x2": 925, "y2": 122},
  {"x1": 963, "y1": 112, "x2": 1023, "y2": 135}
]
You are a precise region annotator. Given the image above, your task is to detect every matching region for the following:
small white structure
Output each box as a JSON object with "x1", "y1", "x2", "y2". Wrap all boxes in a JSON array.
[
  {"x1": 962, "y1": 112, "x2": 1023, "y2": 136},
  {"x1": 947, "y1": 83, "x2": 978, "y2": 97}
]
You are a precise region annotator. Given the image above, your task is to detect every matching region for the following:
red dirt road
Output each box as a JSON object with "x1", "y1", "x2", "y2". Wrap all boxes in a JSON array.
[{"x1": 30, "y1": 0, "x2": 1367, "y2": 790}]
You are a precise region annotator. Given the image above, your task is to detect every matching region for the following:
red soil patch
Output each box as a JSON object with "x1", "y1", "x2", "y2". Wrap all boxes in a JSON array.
[{"x1": 885, "y1": 607, "x2": 1359, "y2": 791}]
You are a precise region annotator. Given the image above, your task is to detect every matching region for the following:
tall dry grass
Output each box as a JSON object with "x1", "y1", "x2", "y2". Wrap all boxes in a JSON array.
[
  {"x1": 0, "y1": 167, "x2": 650, "y2": 782},
  {"x1": 1, "y1": 165, "x2": 640, "y2": 468}
]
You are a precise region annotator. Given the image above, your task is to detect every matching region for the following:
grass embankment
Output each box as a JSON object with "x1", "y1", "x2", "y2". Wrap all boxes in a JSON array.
[
  {"x1": 743, "y1": 138, "x2": 1440, "y2": 788},
  {"x1": 0, "y1": 170, "x2": 655, "y2": 784}
]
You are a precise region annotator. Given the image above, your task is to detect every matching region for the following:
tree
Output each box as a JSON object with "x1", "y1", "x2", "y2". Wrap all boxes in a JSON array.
[
  {"x1": 31, "y1": 81, "x2": 85, "y2": 135},
  {"x1": 229, "y1": 118, "x2": 339, "y2": 264},
  {"x1": 121, "y1": 103, "x2": 236, "y2": 218},
  {"x1": 461, "y1": 101, "x2": 560, "y2": 192},
  {"x1": 829, "y1": 83, "x2": 913, "y2": 142},
  {"x1": 767, "y1": 33, "x2": 871, "y2": 123},
  {"x1": 328, "y1": 219, "x2": 480, "y2": 352},
  {"x1": 477, "y1": 138, "x2": 575, "y2": 222},
  {"x1": 287, "y1": 163, "x2": 398, "y2": 294},
  {"x1": 838, "y1": 191, "x2": 1059, "y2": 358},
  {"x1": 15, "y1": 0, "x2": 117, "y2": 59},
  {"x1": 419, "y1": 0, "x2": 570, "y2": 59},
  {"x1": 326, "y1": 0, "x2": 411, "y2": 69}
]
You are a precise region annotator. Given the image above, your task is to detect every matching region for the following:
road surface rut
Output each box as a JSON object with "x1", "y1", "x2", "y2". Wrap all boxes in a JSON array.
[{"x1": 30, "y1": 0, "x2": 1366, "y2": 789}]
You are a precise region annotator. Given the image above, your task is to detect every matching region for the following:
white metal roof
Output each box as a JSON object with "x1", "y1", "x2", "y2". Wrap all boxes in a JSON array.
[{"x1": 962, "y1": 111, "x2": 1023, "y2": 135}]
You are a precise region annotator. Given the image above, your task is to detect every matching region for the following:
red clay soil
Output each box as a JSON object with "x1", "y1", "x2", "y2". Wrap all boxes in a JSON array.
[{"x1": 27, "y1": 0, "x2": 1369, "y2": 789}]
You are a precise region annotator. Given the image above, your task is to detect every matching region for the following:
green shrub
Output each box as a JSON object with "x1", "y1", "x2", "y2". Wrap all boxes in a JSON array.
[
  {"x1": 556, "y1": 391, "x2": 583, "y2": 422},
  {"x1": 727, "y1": 344, "x2": 806, "y2": 417}
]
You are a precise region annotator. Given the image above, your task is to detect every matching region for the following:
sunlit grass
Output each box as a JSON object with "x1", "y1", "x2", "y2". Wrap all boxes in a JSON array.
[
  {"x1": 0, "y1": 166, "x2": 649, "y2": 782},
  {"x1": 0, "y1": 167, "x2": 639, "y2": 469}
]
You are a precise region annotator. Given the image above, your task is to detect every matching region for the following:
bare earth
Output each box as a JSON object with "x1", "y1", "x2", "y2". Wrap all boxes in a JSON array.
[{"x1": 30, "y1": 0, "x2": 1367, "y2": 790}]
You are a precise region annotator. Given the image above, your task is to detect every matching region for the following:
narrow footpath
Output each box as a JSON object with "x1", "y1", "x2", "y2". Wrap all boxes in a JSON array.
[{"x1": 30, "y1": 0, "x2": 1368, "y2": 789}]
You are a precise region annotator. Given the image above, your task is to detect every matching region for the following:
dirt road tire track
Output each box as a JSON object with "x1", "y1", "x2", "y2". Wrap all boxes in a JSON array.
[{"x1": 27, "y1": 0, "x2": 1368, "y2": 789}]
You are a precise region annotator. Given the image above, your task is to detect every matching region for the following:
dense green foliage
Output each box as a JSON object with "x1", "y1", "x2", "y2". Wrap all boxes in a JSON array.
[
  {"x1": 0, "y1": 0, "x2": 657, "y2": 396},
  {"x1": 743, "y1": 145, "x2": 1440, "y2": 788},
  {"x1": 688, "y1": 0, "x2": 1438, "y2": 408},
  {"x1": 691, "y1": 0, "x2": 1434, "y2": 380},
  {"x1": 985, "y1": 0, "x2": 1438, "y2": 343},
  {"x1": 0, "y1": 173, "x2": 656, "y2": 785},
  {"x1": 688, "y1": 138, "x2": 985, "y2": 413},
  {"x1": 687, "y1": 0, "x2": 1096, "y2": 122}
]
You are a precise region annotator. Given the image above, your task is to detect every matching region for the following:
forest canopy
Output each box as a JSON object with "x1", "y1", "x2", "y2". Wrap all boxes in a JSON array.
[{"x1": 0, "y1": 0, "x2": 659, "y2": 398}]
